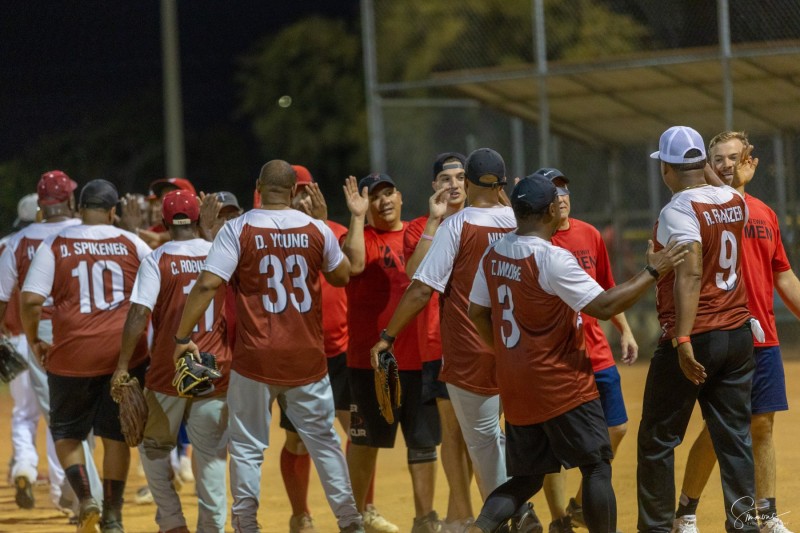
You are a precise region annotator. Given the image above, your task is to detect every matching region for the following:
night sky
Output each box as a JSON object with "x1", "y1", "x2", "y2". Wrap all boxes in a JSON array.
[{"x1": 1, "y1": 1, "x2": 359, "y2": 180}]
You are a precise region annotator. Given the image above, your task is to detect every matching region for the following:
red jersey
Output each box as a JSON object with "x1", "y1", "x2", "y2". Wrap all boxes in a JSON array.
[
  {"x1": 470, "y1": 233, "x2": 602, "y2": 425},
  {"x1": 130, "y1": 238, "x2": 231, "y2": 395},
  {"x1": 654, "y1": 185, "x2": 751, "y2": 339},
  {"x1": 322, "y1": 220, "x2": 348, "y2": 357},
  {"x1": 404, "y1": 215, "x2": 442, "y2": 363},
  {"x1": 22, "y1": 224, "x2": 152, "y2": 377},
  {"x1": 414, "y1": 206, "x2": 516, "y2": 394},
  {"x1": 741, "y1": 194, "x2": 792, "y2": 347},
  {"x1": 343, "y1": 223, "x2": 419, "y2": 370},
  {"x1": 552, "y1": 218, "x2": 616, "y2": 372},
  {"x1": 204, "y1": 209, "x2": 345, "y2": 386}
]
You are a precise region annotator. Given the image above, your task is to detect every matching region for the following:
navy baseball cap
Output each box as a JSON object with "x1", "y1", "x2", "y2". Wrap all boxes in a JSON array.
[
  {"x1": 432, "y1": 152, "x2": 466, "y2": 180},
  {"x1": 465, "y1": 148, "x2": 506, "y2": 187},
  {"x1": 511, "y1": 175, "x2": 557, "y2": 213},
  {"x1": 79, "y1": 179, "x2": 119, "y2": 210},
  {"x1": 529, "y1": 167, "x2": 569, "y2": 195},
  {"x1": 358, "y1": 173, "x2": 396, "y2": 194}
]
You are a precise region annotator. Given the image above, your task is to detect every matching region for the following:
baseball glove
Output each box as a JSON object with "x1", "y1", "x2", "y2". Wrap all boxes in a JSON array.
[
  {"x1": 0, "y1": 336, "x2": 29, "y2": 384},
  {"x1": 110, "y1": 374, "x2": 148, "y2": 447},
  {"x1": 374, "y1": 350, "x2": 401, "y2": 424},
  {"x1": 172, "y1": 352, "x2": 222, "y2": 398}
]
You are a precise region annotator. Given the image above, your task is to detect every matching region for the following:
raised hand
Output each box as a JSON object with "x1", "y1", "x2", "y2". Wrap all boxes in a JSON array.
[
  {"x1": 199, "y1": 192, "x2": 223, "y2": 240},
  {"x1": 428, "y1": 187, "x2": 449, "y2": 221},
  {"x1": 298, "y1": 182, "x2": 328, "y2": 221},
  {"x1": 733, "y1": 143, "x2": 758, "y2": 189},
  {"x1": 343, "y1": 176, "x2": 369, "y2": 218},
  {"x1": 645, "y1": 239, "x2": 689, "y2": 277}
]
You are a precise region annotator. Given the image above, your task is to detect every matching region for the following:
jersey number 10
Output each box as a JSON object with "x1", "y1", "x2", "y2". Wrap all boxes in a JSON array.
[{"x1": 71, "y1": 260, "x2": 125, "y2": 313}]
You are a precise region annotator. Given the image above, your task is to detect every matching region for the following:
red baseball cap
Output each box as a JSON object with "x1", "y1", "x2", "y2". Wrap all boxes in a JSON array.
[
  {"x1": 292, "y1": 165, "x2": 314, "y2": 186},
  {"x1": 161, "y1": 190, "x2": 200, "y2": 225},
  {"x1": 148, "y1": 177, "x2": 196, "y2": 200},
  {"x1": 37, "y1": 170, "x2": 78, "y2": 205}
]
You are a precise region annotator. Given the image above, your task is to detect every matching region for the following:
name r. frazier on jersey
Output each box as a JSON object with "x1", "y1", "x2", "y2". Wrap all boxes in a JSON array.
[{"x1": 701, "y1": 205, "x2": 744, "y2": 226}]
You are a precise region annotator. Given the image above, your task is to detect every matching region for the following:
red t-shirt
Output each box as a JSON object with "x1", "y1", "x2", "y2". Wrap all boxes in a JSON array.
[
  {"x1": 654, "y1": 185, "x2": 751, "y2": 339},
  {"x1": 470, "y1": 233, "x2": 602, "y2": 425},
  {"x1": 322, "y1": 220, "x2": 349, "y2": 357},
  {"x1": 130, "y1": 238, "x2": 231, "y2": 396},
  {"x1": 552, "y1": 218, "x2": 616, "y2": 372},
  {"x1": 343, "y1": 223, "x2": 419, "y2": 370},
  {"x1": 22, "y1": 224, "x2": 152, "y2": 377},
  {"x1": 403, "y1": 216, "x2": 442, "y2": 363},
  {"x1": 741, "y1": 194, "x2": 792, "y2": 347}
]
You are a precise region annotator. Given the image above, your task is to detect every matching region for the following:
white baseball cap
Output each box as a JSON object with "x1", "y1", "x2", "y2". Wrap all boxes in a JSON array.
[
  {"x1": 650, "y1": 126, "x2": 707, "y2": 164},
  {"x1": 14, "y1": 193, "x2": 38, "y2": 228}
]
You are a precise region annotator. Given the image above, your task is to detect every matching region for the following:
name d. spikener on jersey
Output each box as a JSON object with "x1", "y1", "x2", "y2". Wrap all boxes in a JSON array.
[
  {"x1": 253, "y1": 233, "x2": 310, "y2": 250},
  {"x1": 61, "y1": 241, "x2": 130, "y2": 257},
  {"x1": 170, "y1": 258, "x2": 205, "y2": 275},
  {"x1": 701, "y1": 205, "x2": 744, "y2": 225}
]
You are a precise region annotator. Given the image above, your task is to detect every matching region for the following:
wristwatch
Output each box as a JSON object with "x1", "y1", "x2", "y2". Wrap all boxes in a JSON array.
[
  {"x1": 174, "y1": 334, "x2": 192, "y2": 344},
  {"x1": 379, "y1": 329, "x2": 396, "y2": 343},
  {"x1": 671, "y1": 336, "x2": 691, "y2": 348},
  {"x1": 644, "y1": 265, "x2": 660, "y2": 279}
]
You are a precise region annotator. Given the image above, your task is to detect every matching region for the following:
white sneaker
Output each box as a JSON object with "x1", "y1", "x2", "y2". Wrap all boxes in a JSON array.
[
  {"x1": 671, "y1": 515, "x2": 699, "y2": 533},
  {"x1": 178, "y1": 455, "x2": 195, "y2": 483},
  {"x1": 761, "y1": 516, "x2": 793, "y2": 533},
  {"x1": 363, "y1": 505, "x2": 399, "y2": 533},
  {"x1": 441, "y1": 518, "x2": 474, "y2": 533}
]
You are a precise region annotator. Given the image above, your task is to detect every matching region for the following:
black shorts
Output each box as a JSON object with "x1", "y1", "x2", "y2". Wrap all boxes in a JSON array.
[
  {"x1": 505, "y1": 399, "x2": 613, "y2": 477},
  {"x1": 49, "y1": 362, "x2": 148, "y2": 443},
  {"x1": 421, "y1": 359, "x2": 449, "y2": 403},
  {"x1": 280, "y1": 352, "x2": 350, "y2": 432},
  {"x1": 348, "y1": 368, "x2": 441, "y2": 449}
]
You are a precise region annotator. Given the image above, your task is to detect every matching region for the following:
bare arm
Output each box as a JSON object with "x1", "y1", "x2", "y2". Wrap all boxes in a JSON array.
[
  {"x1": 775, "y1": 269, "x2": 800, "y2": 320},
  {"x1": 112, "y1": 303, "x2": 151, "y2": 383},
  {"x1": 405, "y1": 188, "x2": 448, "y2": 278},
  {"x1": 368, "y1": 280, "x2": 434, "y2": 368},
  {"x1": 341, "y1": 176, "x2": 368, "y2": 276},
  {"x1": 468, "y1": 302, "x2": 494, "y2": 349},
  {"x1": 20, "y1": 291, "x2": 48, "y2": 364},
  {"x1": 322, "y1": 255, "x2": 351, "y2": 287},
  {"x1": 610, "y1": 311, "x2": 638, "y2": 365},
  {"x1": 173, "y1": 271, "x2": 225, "y2": 361},
  {"x1": 673, "y1": 241, "x2": 706, "y2": 385}
]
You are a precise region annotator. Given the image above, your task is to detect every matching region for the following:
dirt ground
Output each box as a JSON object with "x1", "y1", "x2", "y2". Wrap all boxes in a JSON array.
[{"x1": 0, "y1": 360, "x2": 798, "y2": 533}]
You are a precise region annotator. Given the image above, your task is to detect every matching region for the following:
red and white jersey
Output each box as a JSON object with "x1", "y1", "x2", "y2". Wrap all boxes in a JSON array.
[
  {"x1": 654, "y1": 185, "x2": 751, "y2": 339},
  {"x1": 414, "y1": 206, "x2": 516, "y2": 395},
  {"x1": 343, "y1": 223, "x2": 419, "y2": 370},
  {"x1": 204, "y1": 209, "x2": 344, "y2": 386},
  {"x1": 130, "y1": 238, "x2": 230, "y2": 395},
  {"x1": 0, "y1": 235, "x2": 23, "y2": 336},
  {"x1": 404, "y1": 215, "x2": 442, "y2": 363},
  {"x1": 552, "y1": 218, "x2": 616, "y2": 373},
  {"x1": 0, "y1": 219, "x2": 80, "y2": 320},
  {"x1": 470, "y1": 233, "x2": 602, "y2": 425},
  {"x1": 22, "y1": 224, "x2": 152, "y2": 377},
  {"x1": 741, "y1": 194, "x2": 792, "y2": 347},
  {"x1": 321, "y1": 220, "x2": 348, "y2": 357}
]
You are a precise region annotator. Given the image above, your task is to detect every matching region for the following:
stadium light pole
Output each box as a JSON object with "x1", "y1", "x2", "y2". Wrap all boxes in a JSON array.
[
  {"x1": 533, "y1": 0, "x2": 550, "y2": 166},
  {"x1": 361, "y1": 0, "x2": 387, "y2": 172},
  {"x1": 717, "y1": 0, "x2": 733, "y2": 131},
  {"x1": 161, "y1": 0, "x2": 186, "y2": 178}
]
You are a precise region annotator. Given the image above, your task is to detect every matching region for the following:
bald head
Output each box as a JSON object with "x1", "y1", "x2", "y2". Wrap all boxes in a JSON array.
[{"x1": 258, "y1": 160, "x2": 296, "y2": 194}]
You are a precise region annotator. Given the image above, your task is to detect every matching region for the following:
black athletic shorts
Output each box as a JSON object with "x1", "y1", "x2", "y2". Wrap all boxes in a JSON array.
[
  {"x1": 348, "y1": 367, "x2": 441, "y2": 449},
  {"x1": 505, "y1": 398, "x2": 613, "y2": 476},
  {"x1": 280, "y1": 352, "x2": 350, "y2": 432},
  {"x1": 421, "y1": 358, "x2": 449, "y2": 403},
  {"x1": 49, "y1": 362, "x2": 148, "y2": 443}
]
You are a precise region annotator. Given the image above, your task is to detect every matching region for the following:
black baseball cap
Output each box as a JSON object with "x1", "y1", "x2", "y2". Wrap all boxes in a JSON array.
[
  {"x1": 529, "y1": 167, "x2": 569, "y2": 184},
  {"x1": 79, "y1": 179, "x2": 119, "y2": 210},
  {"x1": 465, "y1": 148, "x2": 506, "y2": 187},
  {"x1": 511, "y1": 175, "x2": 557, "y2": 213},
  {"x1": 432, "y1": 152, "x2": 466, "y2": 180},
  {"x1": 358, "y1": 173, "x2": 396, "y2": 194}
]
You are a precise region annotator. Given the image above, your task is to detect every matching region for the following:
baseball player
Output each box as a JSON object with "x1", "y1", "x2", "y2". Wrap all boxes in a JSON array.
[
  {"x1": 113, "y1": 189, "x2": 231, "y2": 533},
  {"x1": 464, "y1": 175, "x2": 686, "y2": 533},
  {"x1": 672, "y1": 133, "x2": 800, "y2": 533},
  {"x1": 637, "y1": 126, "x2": 759, "y2": 533},
  {"x1": 0, "y1": 172, "x2": 104, "y2": 518},
  {"x1": 403, "y1": 152, "x2": 476, "y2": 532},
  {"x1": 173, "y1": 160, "x2": 363, "y2": 533},
  {"x1": 538, "y1": 167, "x2": 638, "y2": 532},
  {"x1": 342, "y1": 172, "x2": 440, "y2": 533},
  {"x1": 369, "y1": 148, "x2": 542, "y2": 531},
  {"x1": 20, "y1": 179, "x2": 153, "y2": 533}
]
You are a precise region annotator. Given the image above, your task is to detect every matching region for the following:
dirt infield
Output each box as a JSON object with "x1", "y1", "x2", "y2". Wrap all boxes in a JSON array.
[{"x1": 1, "y1": 360, "x2": 798, "y2": 532}]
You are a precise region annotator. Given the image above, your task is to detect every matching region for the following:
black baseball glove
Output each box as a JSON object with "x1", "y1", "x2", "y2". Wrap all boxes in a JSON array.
[
  {"x1": 172, "y1": 351, "x2": 223, "y2": 398},
  {"x1": 0, "y1": 337, "x2": 29, "y2": 383},
  {"x1": 374, "y1": 350, "x2": 401, "y2": 424}
]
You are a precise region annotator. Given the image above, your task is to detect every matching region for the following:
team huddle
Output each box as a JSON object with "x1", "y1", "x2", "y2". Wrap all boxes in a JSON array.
[{"x1": 0, "y1": 125, "x2": 797, "y2": 533}]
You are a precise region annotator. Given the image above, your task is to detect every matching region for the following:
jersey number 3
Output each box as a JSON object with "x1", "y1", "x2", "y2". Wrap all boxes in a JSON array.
[{"x1": 497, "y1": 284, "x2": 521, "y2": 348}]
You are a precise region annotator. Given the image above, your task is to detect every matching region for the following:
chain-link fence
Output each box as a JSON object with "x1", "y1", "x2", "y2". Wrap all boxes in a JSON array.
[{"x1": 365, "y1": 0, "x2": 800, "y2": 353}]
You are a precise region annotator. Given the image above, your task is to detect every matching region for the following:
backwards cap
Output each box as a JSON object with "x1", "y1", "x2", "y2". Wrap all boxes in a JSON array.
[
  {"x1": 162, "y1": 189, "x2": 200, "y2": 225},
  {"x1": 465, "y1": 148, "x2": 506, "y2": 187},
  {"x1": 650, "y1": 126, "x2": 707, "y2": 164}
]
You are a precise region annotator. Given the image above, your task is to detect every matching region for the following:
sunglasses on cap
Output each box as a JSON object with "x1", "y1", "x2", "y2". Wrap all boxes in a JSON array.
[{"x1": 556, "y1": 186, "x2": 570, "y2": 196}]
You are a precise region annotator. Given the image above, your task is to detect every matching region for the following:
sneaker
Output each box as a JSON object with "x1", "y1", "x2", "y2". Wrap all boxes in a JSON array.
[
  {"x1": 14, "y1": 475, "x2": 35, "y2": 509},
  {"x1": 548, "y1": 516, "x2": 575, "y2": 533},
  {"x1": 101, "y1": 504, "x2": 125, "y2": 533},
  {"x1": 340, "y1": 524, "x2": 366, "y2": 533},
  {"x1": 290, "y1": 512, "x2": 318, "y2": 533},
  {"x1": 412, "y1": 511, "x2": 441, "y2": 533},
  {"x1": 363, "y1": 505, "x2": 400, "y2": 533},
  {"x1": 441, "y1": 518, "x2": 474, "y2": 533},
  {"x1": 671, "y1": 515, "x2": 699, "y2": 533},
  {"x1": 134, "y1": 486, "x2": 153, "y2": 505},
  {"x1": 566, "y1": 499, "x2": 585, "y2": 529},
  {"x1": 178, "y1": 455, "x2": 195, "y2": 484},
  {"x1": 77, "y1": 498, "x2": 101, "y2": 533},
  {"x1": 513, "y1": 503, "x2": 544, "y2": 533},
  {"x1": 761, "y1": 516, "x2": 793, "y2": 533}
]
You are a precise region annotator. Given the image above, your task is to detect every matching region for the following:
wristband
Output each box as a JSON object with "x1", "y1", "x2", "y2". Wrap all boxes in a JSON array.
[
  {"x1": 174, "y1": 334, "x2": 192, "y2": 344},
  {"x1": 380, "y1": 329, "x2": 396, "y2": 343},
  {"x1": 644, "y1": 265, "x2": 660, "y2": 279},
  {"x1": 420, "y1": 234, "x2": 434, "y2": 241},
  {"x1": 671, "y1": 336, "x2": 691, "y2": 348}
]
